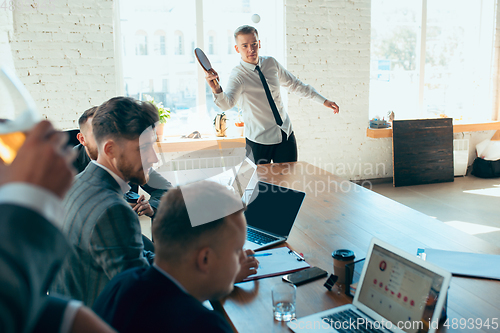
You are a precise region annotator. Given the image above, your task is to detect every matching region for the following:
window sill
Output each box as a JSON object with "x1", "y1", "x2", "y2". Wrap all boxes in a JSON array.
[
  {"x1": 366, "y1": 121, "x2": 500, "y2": 139},
  {"x1": 155, "y1": 135, "x2": 245, "y2": 153}
]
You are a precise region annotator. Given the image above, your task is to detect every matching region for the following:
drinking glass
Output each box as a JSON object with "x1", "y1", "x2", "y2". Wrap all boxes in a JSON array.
[
  {"x1": 0, "y1": 66, "x2": 40, "y2": 164},
  {"x1": 272, "y1": 282, "x2": 296, "y2": 321}
]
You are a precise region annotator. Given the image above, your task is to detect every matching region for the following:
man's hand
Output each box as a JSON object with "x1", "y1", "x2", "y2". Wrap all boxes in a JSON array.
[
  {"x1": 0, "y1": 120, "x2": 76, "y2": 198},
  {"x1": 204, "y1": 69, "x2": 222, "y2": 94},
  {"x1": 132, "y1": 194, "x2": 154, "y2": 217},
  {"x1": 234, "y1": 249, "x2": 259, "y2": 283},
  {"x1": 324, "y1": 100, "x2": 339, "y2": 114}
]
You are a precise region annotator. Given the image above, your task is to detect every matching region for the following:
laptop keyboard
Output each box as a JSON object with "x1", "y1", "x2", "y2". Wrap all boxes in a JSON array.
[
  {"x1": 322, "y1": 309, "x2": 385, "y2": 333},
  {"x1": 247, "y1": 227, "x2": 279, "y2": 245}
]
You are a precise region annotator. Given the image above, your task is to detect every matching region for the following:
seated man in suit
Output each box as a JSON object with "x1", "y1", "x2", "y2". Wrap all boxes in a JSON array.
[
  {"x1": 51, "y1": 97, "x2": 160, "y2": 306},
  {"x1": 53, "y1": 97, "x2": 258, "y2": 307},
  {"x1": 0, "y1": 120, "x2": 115, "y2": 333},
  {"x1": 93, "y1": 180, "x2": 253, "y2": 332},
  {"x1": 74, "y1": 105, "x2": 172, "y2": 219}
]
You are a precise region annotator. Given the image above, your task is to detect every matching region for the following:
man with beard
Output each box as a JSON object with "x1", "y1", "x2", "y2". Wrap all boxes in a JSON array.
[
  {"x1": 52, "y1": 97, "x2": 258, "y2": 306},
  {"x1": 51, "y1": 97, "x2": 160, "y2": 306},
  {"x1": 73, "y1": 106, "x2": 172, "y2": 219}
]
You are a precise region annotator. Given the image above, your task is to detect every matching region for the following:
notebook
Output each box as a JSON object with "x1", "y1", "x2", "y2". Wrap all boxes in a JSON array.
[
  {"x1": 289, "y1": 238, "x2": 451, "y2": 333},
  {"x1": 241, "y1": 247, "x2": 310, "y2": 282},
  {"x1": 243, "y1": 181, "x2": 306, "y2": 251},
  {"x1": 421, "y1": 248, "x2": 500, "y2": 280}
]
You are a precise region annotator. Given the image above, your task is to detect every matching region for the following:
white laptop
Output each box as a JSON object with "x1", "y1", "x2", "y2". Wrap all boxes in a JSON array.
[
  {"x1": 244, "y1": 181, "x2": 306, "y2": 251},
  {"x1": 288, "y1": 238, "x2": 451, "y2": 333}
]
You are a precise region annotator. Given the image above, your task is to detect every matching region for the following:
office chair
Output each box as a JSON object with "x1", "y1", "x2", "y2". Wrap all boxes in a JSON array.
[{"x1": 65, "y1": 129, "x2": 80, "y2": 147}]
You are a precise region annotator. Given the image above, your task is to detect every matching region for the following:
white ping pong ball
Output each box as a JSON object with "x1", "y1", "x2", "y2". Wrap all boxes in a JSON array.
[{"x1": 251, "y1": 14, "x2": 261, "y2": 23}]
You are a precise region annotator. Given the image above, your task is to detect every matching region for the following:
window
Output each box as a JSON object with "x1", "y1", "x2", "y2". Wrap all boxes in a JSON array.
[
  {"x1": 207, "y1": 31, "x2": 216, "y2": 55},
  {"x1": 190, "y1": 41, "x2": 195, "y2": 62},
  {"x1": 227, "y1": 30, "x2": 234, "y2": 54},
  {"x1": 175, "y1": 31, "x2": 184, "y2": 55},
  {"x1": 135, "y1": 30, "x2": 148, "y2": 56},
  {"x1": 154, "y1": 30, "x2": 166, "y2": 55},
  {"x1": 370, "y1": 0, "x2": 496, "y2": 123},
  {"x1": 118, "y1": 0, "x2": 284, "y2": 136}
]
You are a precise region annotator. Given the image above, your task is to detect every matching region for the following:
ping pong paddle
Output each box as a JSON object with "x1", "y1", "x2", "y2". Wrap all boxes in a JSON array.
[{"x1": 194, "y1": 47, "x2": 219, "y2": 88}]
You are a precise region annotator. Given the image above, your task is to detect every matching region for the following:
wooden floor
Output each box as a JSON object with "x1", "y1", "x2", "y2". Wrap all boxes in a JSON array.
[{"x1": 370, "y1": 175, "x2": 500, "y2": 245}]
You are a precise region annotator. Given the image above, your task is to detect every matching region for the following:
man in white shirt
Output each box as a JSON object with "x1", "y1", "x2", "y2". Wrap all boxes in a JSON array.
[
  {"x1": 205, "y1": 25, "x2": 339, "y2": 164},
  {"x1": 0, "y1": 120, "x2": 115, "y2": 333}
]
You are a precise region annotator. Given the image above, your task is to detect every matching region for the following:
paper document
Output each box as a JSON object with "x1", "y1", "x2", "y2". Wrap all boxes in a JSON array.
[
  {"x1": 423, "y1": 248, "x2": 500, "y2": 280},
  {"x1": 241, "y1": 247, "x2": 310, "y2": 282}
]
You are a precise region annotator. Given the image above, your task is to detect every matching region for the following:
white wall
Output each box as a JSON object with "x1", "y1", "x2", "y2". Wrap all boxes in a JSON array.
[
  {"x1": 494, "y1": 0, "x2": 500, "y2": 120},
  {"x1": 286, "y1": 0, "x2": 392, "y2": 180},
  {"x1": 7, "y1": 0, "x2": 116, "y2": 129},
  {"x1": 0, "y1": 10, "x2": 15, "y2": 119}
]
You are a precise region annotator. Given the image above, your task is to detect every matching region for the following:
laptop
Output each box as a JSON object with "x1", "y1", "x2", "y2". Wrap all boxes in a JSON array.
[
  {"x1": 289, "y1": 238, "x2": 451, "y2": 333},
  {"x1": 228, "y1": 157, "x2": 257, "y2": 201},
  {"x1": 243, "y1": 181, "x2": 306, "y2": 251}
]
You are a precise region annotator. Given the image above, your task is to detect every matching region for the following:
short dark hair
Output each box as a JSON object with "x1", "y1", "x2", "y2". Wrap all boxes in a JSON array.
[
  {"x1": 78, "y1": 106, "x2": 98, "y2": 129},
  {"x1": 153, "y1": 181, "x2": 245, "y2": 263},
  {"x1": 92, "y1": 97, "x2": 159, "y2": 144},
  {"x1": 234, "y1": 25, "x2": 258, "y2": 41}
]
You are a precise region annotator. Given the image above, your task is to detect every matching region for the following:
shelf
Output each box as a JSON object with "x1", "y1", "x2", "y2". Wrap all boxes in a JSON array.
[{"x1": 367, "y1": 121, "x2": 500, "y2": 139}]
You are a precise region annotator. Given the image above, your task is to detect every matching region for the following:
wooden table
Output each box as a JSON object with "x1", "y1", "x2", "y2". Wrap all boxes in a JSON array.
[{"x1": 214, "y1": 162, "x2": 500, "y2": 332}]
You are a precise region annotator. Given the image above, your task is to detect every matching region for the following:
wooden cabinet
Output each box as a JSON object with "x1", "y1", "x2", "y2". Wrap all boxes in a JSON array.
[{"x1": 392, "y1": 118, "x2": 454, "y2": 187}]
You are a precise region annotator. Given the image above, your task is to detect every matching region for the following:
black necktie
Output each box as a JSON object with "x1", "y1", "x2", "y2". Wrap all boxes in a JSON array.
[{"x1": 255, "y1": 65, "x2": 283, "y2": 126}]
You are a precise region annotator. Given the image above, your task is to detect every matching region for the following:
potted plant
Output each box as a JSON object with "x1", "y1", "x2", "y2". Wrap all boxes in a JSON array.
[
  {"x1": 144, "y1": 95, "x2": 171, "y2": 142},
  {"x1": 235, "y1": 108, "x2": 244, "y2": 137}
]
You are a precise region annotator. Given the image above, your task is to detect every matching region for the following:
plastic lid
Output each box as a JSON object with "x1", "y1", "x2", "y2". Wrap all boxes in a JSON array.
[{"x1": 332, "y1": 249, "x2": 355, "y2": 261}]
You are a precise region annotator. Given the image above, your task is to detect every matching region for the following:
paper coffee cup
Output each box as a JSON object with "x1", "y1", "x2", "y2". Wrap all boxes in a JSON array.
[{"x1": 332, "y1": 249, "x2": 355, "y2": 284}]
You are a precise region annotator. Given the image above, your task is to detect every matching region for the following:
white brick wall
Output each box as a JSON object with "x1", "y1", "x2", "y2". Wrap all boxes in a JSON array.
[
  {"x1": 286, "y1": 0, "x2": 393, "y2": 180},
  {"x1": 0, "y1": 10, "x2": 15, "y2": 119},
  {"x1": 8, "y1": 0, "x2": 116, "y2": 129},
  {"x1": 494, "y1": 0, "x2": 500, "y2": 120}
]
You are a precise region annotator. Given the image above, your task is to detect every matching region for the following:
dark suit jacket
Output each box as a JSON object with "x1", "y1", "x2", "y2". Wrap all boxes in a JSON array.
[
  {"x1": 51, "y1": 162, "x2": 153, "y2": 306},
  {"x1": 93, "y1": 266, "x2": 234, "y2": 333},
  {"x1": 73, "y1": 143, "x2": 92, "y2": 174},
  {"x1": 0, "y1": 203, "x2": 69, "y2": 333},
  {"x1": 72, "y1": 144, "x2": 171, "y2": 210}
]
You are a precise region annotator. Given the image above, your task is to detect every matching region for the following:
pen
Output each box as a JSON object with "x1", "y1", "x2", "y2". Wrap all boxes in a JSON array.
[
  {"x1": 288, "y1": 249, "x2": 305, "y2": 261},
  {"x1": 248, "y1": 253, "x2": 272, "y2": 257}
]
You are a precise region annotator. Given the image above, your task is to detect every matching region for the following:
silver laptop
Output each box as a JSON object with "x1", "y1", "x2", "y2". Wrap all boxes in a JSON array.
[
  {"x1": 289, "y1": 238, "x2": 451, "y2": 333},
  {"x1": 243, "y1": 181, "x2": 306, "y2": 251}
]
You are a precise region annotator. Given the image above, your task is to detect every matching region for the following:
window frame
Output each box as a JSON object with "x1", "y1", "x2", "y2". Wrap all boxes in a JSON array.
[
  {"x1": 153, "y1": 30, "x2": 166, "y2": 56},
  {"x1": 135, "y1": 30, "x2": 148, "y2": 56},
  {"x1": 114, "y1": 0, "x2": 285, "y2": 138}
]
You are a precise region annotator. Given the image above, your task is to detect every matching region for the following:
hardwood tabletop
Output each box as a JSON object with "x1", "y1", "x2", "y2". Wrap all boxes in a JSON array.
[{"x1": 214, "y1": 162, "x2": 500, "y2": 333}]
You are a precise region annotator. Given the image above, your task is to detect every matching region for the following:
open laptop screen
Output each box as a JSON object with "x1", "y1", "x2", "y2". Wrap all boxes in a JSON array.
[
  {"x1": 244, "y1": 181, "x2": 305, "y2": 237},
  {"x1": 357, "y1": 244, "x2": 446, "y2": 333}
]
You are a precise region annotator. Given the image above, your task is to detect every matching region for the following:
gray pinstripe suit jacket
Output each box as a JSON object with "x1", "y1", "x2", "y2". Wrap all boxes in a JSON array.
[{"x1": 50, "y1": 162, "x2": 151, "y2": 306}]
